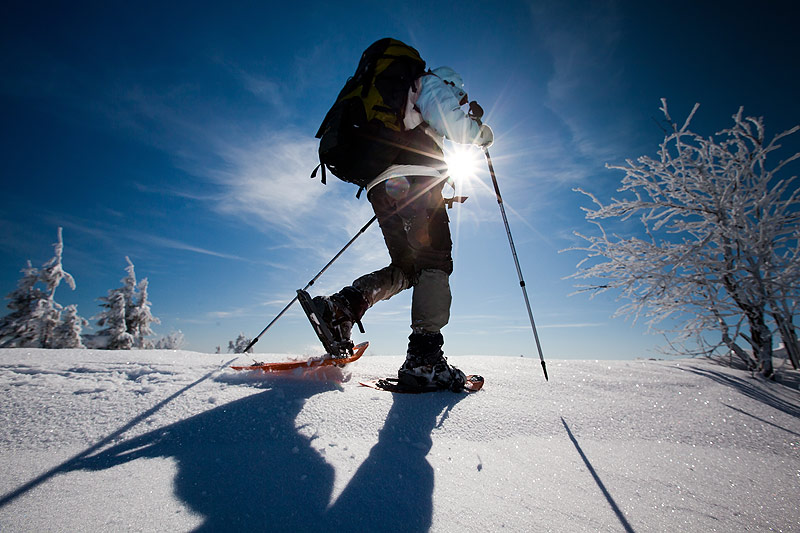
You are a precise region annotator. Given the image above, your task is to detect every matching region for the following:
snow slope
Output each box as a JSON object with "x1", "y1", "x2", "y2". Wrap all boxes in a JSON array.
[{"x1": 0, "y1": 348, "x2": 798, "y2": 532}]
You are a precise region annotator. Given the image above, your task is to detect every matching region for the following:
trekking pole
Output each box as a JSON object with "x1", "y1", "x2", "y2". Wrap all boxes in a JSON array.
[
  {"x1": 482, "y1": 147, "x2": 547, "y2": 380},
  {"x1": 468, "y1": 102, "x2": 548, "y2": 380},
  {"x1": 243, "y1": 215, "x2": 378, "y2": 353}
]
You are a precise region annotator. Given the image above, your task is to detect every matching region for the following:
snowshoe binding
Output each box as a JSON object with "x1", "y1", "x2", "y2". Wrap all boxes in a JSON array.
[
  {"x1": 397, "y1": 332, "x2": 468, "y2": 392},
  {"x1": 296, "y1": 288, "x2": 365, "y2": 359},
  {"x1": 364, "y1": 374, "x2": 483, "y2": 393}
]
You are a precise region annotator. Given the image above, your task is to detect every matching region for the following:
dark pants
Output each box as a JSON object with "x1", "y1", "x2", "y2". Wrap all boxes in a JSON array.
[{"x1": 350, "y1": 175, "x2": 453, "y2": 334}]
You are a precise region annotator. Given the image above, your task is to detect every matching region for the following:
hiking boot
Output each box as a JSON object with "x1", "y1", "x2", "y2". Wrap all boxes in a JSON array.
[
  {"x1": 397, "y1": 332, "x2": 466, "y2": 391},
  {"x1": 310, "y1": 287, "x2": 368, "y2": 357}
]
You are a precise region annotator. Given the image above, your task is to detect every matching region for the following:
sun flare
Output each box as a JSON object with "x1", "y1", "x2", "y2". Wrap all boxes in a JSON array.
[{"x1": 444, "y1": 144, "x2": 482, "y2": 186}]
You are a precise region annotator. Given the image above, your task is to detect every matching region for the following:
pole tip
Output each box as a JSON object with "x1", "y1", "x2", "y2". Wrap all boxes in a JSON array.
[
  {"x1": 244, "y1": 338, "x2": 258, "y2": 353},
  {"x1": 541, "y1": 360, "x2": 549, "y2": 381}
]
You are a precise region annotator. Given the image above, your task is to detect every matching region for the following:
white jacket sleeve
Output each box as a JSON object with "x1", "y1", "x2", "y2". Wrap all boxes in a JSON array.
[{"x1": 414, "y1": 74, "x2": 482, "y2": 145}]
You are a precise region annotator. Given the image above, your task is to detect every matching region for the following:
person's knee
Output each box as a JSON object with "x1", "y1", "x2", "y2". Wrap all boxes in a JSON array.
[{"x1": 408, "y1": 254, "x2": 452, "y2": 280}]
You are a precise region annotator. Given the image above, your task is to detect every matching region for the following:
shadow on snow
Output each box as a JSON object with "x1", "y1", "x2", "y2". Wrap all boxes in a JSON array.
[
  {"x1": 67, "y1": 379, "x2": 467, "y2": 532},
  {"x1": 679, "y1": 366, "x2": 800, "y2": 419},
  {"x1": 560, "y1": 417, "x2": 636, "y2": 533},
  {"x1": 0, "y1": 363, "x2": 223, "y2": 510}
]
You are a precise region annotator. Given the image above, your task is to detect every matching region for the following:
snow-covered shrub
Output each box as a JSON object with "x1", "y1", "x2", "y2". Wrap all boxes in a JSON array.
[
  {"x1": 228, "y1": 333, "x2": 253, "y2": 353},
  {"x1": 155, "y1": 330, "x2": 186, "y2": 350}
]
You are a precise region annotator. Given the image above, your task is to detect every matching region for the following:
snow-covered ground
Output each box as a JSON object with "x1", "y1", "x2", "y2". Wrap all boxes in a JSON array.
[{"x1": 0, "y1": 348, "x2": 798, "y2": 532}]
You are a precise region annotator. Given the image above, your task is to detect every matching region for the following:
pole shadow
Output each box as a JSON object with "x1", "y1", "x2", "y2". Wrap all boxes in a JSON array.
[
  {"x1": 0, "y1": 362, "x2": 228, "y2": 509},
  {"x1": 561, "y1": 417, "x2": 635, "y2": 533},
  {"x1": 64, "y1": 380, "x2": 467, "y2": 532}
]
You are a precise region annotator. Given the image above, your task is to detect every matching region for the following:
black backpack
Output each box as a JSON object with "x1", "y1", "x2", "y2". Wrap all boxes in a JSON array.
[{"x1": 313, "y1": 38, "x2": 427, "y2": 192}]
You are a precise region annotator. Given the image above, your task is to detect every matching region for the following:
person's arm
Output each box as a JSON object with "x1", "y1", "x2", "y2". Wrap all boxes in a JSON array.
[{"x1": 415, "y1": 74, "x2": 492, "y2": 146}]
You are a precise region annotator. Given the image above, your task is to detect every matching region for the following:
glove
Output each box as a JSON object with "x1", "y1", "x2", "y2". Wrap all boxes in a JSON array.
[{"x1": 477, "y1": 124, "x2": 494, "y2": 148}]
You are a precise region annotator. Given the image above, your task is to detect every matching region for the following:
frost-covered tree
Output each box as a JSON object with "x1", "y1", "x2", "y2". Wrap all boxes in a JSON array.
[
  {"x1": 228, "y1": 333, "x2": 252, "y2": 353},
  {"x1": 0, "y1": 261, "x2": 46, "y2": 347},
  {"x1": 569, "y1": 101, "x2": 799, "y2": 378},
  {"x1": 37, "y1": 298, "x2": 62, "y2": 349},
  {"x1": 39, "y1": 228, "x2": 76, "y2": 299},
  {"x1": 95, "y1": 292, "x2": 134, "y2": 350},
  {"x1": 53, "y1": 305, "x2": 89, "y2": 348},
  {"x1": 128, "y1": 277, "x2": 160, "y2": 348},
  {"x1": 94, "y1": 257, "x2": 159, "y2": 349},
  {"x1": 0, "y1": 228, "x2": 83, "y2": 348},
  {"x1": 38, "y1": 228, "x2": 78, "y2": 347},
  {"x1": 766, "y1": 235, "x2": 800, "y2": 368}
]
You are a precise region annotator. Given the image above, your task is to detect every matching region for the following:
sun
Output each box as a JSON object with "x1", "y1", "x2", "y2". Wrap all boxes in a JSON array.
[{"x1": 444, "y1": 144, "x2": 482, "y2": 186}]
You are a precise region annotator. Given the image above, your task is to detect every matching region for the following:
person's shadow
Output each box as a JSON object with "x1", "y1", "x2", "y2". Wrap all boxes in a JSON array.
[
  {"x1": 326, "y1": 392, "x2": 461, "y2": 532},
  {"x1": 71, "y1": 378, "x2": 466, "y2": 532}
]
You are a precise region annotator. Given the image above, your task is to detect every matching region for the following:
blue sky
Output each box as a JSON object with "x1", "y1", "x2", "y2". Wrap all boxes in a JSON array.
[{"x1": 2, "y1": 1, "x2": 798, "y2": 358}]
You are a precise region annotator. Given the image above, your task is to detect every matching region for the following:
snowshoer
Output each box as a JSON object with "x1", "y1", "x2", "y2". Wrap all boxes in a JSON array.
[{"x1": 309, "y1": 44, "x2": 493, "y2": 391}]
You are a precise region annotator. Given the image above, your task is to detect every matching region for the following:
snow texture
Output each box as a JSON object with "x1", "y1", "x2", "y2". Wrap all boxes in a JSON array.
[{"x1": 0, "y1": 348, "x2": 798, "y2": 532}]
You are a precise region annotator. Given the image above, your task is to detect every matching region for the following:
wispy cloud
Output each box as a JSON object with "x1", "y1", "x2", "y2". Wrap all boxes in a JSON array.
[
  {"x1": 126, "y1": 232, "x2": 249, "y2": 262},
  {"x1": 90, "y1": 66, "x2": 373, "y2": 267},
  {"x1": 203, "y1": 131, "x2": 326, "y2": 235},
  {"x1": 212, "y1": 55, "x2": 288, "y2": 112},
  {"x1": 56, "y1": 216, "x2": 262, "y2": 264},
  {"x1": 540, "y1": 322, "x2": 605, "y2": 329},
  {"x1": 456, "y1": 318, "x2": 605, "y2": 330},
  {"x1": 530, "y1": 2, "x2": 635, "y2": 165}
]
